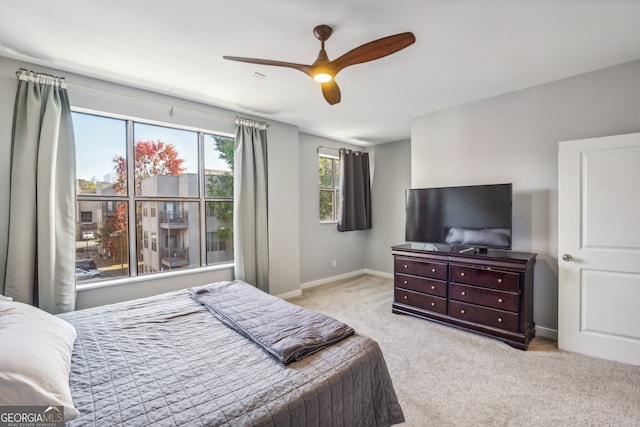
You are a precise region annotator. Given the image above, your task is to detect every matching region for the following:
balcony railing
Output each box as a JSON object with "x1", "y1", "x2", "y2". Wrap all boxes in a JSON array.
[
  {"x1": 160, "y1": 246, "x2": 190, "y2": 268},
  {"x1": 159, "y1": 210, "x2": 188, "y2": 228},
  {"x1": 206, "y1": 240, "x2": 231, "y2": 252}
]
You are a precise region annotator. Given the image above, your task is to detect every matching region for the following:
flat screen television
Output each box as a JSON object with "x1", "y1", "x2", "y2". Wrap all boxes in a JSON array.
[{"x1": 405, "y1": 183, "x2": 512, "y2": 250}]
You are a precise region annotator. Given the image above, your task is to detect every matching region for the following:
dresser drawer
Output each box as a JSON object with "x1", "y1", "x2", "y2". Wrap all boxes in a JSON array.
[
  {"x1": 449, "y1": 283, "x2": 519, "y2": 312},
  {"x1": 394, "y1": 288, "x2": 447, "y2": 315},
  {"x1": 395, "y1": 257, "x2": 448, "y2": 280},
  {"x1": 395, "y1": 274, "x2": 447, "y2": 298},
  {"x1": 449, "y1": 264, "x2": 519, "y2": 292},
  {"x1": 449, "y1": 301, "x2": 519, "y2": 332}
]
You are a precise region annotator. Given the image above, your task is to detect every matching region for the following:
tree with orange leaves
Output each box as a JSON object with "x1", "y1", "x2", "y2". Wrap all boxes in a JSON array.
[
  {"x1": 113, "y1": 140, "x2": 185, "y2": 194},
  {"x1": 100, "y1": 140, "x2": 185, "y2": 268}
]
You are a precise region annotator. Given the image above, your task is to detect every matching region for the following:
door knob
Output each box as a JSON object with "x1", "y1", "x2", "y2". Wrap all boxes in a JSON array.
[{"x1": 562, "y1": 254, "x2": 573, "y2": 261}]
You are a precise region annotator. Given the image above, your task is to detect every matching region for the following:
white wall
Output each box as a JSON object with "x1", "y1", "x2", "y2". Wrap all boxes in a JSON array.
[
  {"x1": 365, "y1": 139, "x2": 411, "y2": 274},
  {"x1": 265, "y1": 123, "x2": 301, "y2": 296},
  {"x1": 298, "y1": 133, "x2": 369, "y2": 284},
  {"x1": 0, "y1": 55, "x2": 301, "y2": 306},
  {"x1": 410, "y1": 59, "x2": 640, "y2": 335}
]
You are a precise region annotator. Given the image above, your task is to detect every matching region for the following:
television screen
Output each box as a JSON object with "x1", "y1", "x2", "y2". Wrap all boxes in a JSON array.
[{"x1": 405, "y1": 183, "x2": 512, "y2": 249}]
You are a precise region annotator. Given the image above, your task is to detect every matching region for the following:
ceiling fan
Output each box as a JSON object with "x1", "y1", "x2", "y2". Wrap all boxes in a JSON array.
[{"x1": 223, "y1": 25, "x2": 416, "y2": 105}]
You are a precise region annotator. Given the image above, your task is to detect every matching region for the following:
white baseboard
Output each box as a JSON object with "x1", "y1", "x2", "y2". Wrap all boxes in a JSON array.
[
  {"x1": 535, "y1": 325, "x2": 558, "y2": 341},
  {"x1": 277, "y1": 289, "x2": 302, "y2": 300},
  {"x1": 300, "y1": 268, "x2": 394, "y2": 290},
  {"x1": 279, "y1": 269, "x2": 392, "y2": 300},
  {"x1": 363, "y1": 269, "x2": 393, "y2": 279},
  {"x1": 300, "y1": 269, "x2": 369, "y2": 289}
]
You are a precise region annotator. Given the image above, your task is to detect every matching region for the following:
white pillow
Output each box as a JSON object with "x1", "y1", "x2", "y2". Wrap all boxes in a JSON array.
[
  {"x1": 445, "y1": 227, "x2": 466, "y2": 244},
  {"x1": 463, "y1": 229, "x2": 510, "y2": 247},
  {"x1": 0, "y1": 301, "x2": 79, "y2": 421},
  {"x1": 0, "y1": 293, "x2": 12, "y2": 302}
]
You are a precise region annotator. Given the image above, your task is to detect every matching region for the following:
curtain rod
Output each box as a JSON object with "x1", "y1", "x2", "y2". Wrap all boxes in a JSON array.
[
  {"x1": 317, "y1": 146, "x2": 367, "y2": 153},
  {"x1": 236, "y1": 116, "x2": 269, "y2": 129},
  {"x1": 16, "y1": 68, "x2": 67, "y2": 88}
]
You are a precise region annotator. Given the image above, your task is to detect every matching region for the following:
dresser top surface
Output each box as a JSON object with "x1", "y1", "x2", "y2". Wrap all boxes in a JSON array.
[{"x1": 392, "y1": 243, "x2": 536, "y2": 263}]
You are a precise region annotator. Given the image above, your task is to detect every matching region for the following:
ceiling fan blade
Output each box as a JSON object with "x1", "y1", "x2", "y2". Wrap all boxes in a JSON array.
[
  {"x1": 321, "y1": 80, "x2": 341, "y2": 105},
  {"x1": 223, "y1": 56, "x2": 313, "y2": 77},
  {"x1": 331, "y1": 32, "x2": 416, "y2": 75}
]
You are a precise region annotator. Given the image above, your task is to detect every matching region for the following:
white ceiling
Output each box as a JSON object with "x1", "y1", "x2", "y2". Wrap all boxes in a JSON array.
[{"x1": 2, "y1": 0, "x2": 640, "y2": 146}]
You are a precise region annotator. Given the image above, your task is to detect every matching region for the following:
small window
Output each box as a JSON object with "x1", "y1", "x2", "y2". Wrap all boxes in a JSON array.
[
  {"x1": 151, "y1": 232, "x2": 157, "y2": 252},
  {"x1": 80, "y1": 211, "x2": 93, "y2": 223},
  {"x1": 319, "y1": 153, "x2": 340, "y2": 222}
]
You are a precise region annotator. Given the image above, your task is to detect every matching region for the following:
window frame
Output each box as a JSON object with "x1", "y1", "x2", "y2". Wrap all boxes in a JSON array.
[
  {"x1": 73, "y1": 108, "x2": 234, "y2": 285},
  {"x1": 318, "y1": 152, "x2": 340, "y2": 223}
]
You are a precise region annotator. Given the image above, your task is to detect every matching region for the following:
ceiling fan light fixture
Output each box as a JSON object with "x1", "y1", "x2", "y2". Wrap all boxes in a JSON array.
[{"x1": 313, "y1": 72, "x2": 333, "y2": 83}]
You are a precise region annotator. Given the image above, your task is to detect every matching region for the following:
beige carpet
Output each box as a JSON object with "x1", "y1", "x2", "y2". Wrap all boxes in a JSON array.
[{"x1": 288, "y1": 274, "x2": 640, "y2": 426}]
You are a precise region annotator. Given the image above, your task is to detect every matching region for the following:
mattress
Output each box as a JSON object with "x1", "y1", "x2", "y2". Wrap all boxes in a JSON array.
[{"x1": 59, "y1": 288, "x2": 404, "y2": 426}]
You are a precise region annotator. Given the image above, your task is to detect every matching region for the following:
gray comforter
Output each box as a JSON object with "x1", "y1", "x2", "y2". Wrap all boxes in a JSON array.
[
  {"x1": 59, "y1": 288, "x2": 404, "y2": 426},
  {"x1": 191, "y1": 280, "x2": 354, "y2": 365}
]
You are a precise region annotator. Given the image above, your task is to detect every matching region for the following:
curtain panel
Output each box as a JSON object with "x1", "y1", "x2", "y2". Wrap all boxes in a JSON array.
[
  {"x1": 233, "y1": 118, "x2": 269, "y2": 293},
  {"x1": 3, "y1": 70, "x2": 77, "y2": 313},
  {"x1": 338, "y1": 148, "x2": 372, "y2": 232}
]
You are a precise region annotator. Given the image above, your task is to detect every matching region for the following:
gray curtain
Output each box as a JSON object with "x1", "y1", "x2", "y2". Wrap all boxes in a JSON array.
[
  {"x1": 338, "y1": 148, "x2": 372, "y2": 232},
  {"x1": 233, "y1": 118, "x2": 269, "y2": 293},
  {"x1": 3, "y1": 70, "x2": 76, "y2": 313}
]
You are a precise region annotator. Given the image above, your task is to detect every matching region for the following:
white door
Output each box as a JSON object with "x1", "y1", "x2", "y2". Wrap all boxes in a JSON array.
[{"x1": 558, "y1": 132, "x2": 640, "y2": 366}]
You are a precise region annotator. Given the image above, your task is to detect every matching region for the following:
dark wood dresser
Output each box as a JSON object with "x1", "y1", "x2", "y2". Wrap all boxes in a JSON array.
[{"x1": 391, "y1": 243, "x2": 536, "y2": 349}]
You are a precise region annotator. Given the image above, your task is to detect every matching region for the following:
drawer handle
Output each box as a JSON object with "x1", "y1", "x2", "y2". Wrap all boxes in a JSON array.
[
  {"x1": 461, "y1": 291, "x2": 466, "y2": 296},
  {"x1": 460, "y1": 309, "x2": 465, "y2": 314},
  {"x1": 497, "y1": 278, "x2": 503, "y2": 283},
  {"x1": 403, "y1": 280, "x2": 408, "y2": 285},
  {"x1": 431, "y1": 302, "x2": 435, "y2": 307},
  {"x1": 403, "y1": 295, "x2": 408, "y2": 300},
  {"x1": 404, "y1": 264, "x2": 408, "y2": 269},
  {"x1": 431, "y1": 268, "x2": 436, "y2": 273},
  {"x1": 460, "y1": 272, "x2": 465, "y2": 277},
  {"x1": 498, "y1": 298, "x2": 503, "y2": 303},
  {"x1": 497, "y1": 317, "x2": 503, "y2": 323},
  {"x1": 431, "y1": 285, "x2": 436, "y2": 290}
]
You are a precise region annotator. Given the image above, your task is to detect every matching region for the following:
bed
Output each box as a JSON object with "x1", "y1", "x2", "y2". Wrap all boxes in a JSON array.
[{"x1": 49, "y1": 281, "x2": 405, "y2": 426}]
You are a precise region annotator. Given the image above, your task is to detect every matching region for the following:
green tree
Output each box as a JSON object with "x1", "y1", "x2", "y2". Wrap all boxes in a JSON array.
[
  {"x1": 206, "y1": 137, "x2": 234, "y2": 246},
  {"x1": 214, "y1": 136, "x2": 234, "y2": 172}
]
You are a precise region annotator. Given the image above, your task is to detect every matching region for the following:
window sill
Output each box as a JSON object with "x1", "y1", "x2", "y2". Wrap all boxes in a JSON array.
[
  {"x1": 319, "y1": 220, "x2": 338, "y2": 224},
  {"x1": 76, "y1": 263, "x2": 234, "y2": 292}
]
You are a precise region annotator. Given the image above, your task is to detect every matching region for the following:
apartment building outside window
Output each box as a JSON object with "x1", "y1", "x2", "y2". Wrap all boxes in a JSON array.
[{"x1": 73, "y1": 111, "x2": 234, "y2": 283}]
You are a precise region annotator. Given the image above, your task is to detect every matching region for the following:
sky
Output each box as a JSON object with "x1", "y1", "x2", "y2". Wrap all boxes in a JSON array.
[{"x1": 73, "y1": 112, "x2": 231, "y2": 184}]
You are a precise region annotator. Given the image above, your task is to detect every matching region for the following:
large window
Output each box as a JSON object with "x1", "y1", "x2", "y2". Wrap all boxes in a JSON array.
[
  {"x1": 319, "y1": 153, "x2": 340, "y2": 222},
  {"x1": 73, "y1": 111, "x2": 234, "y2": 283}
]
